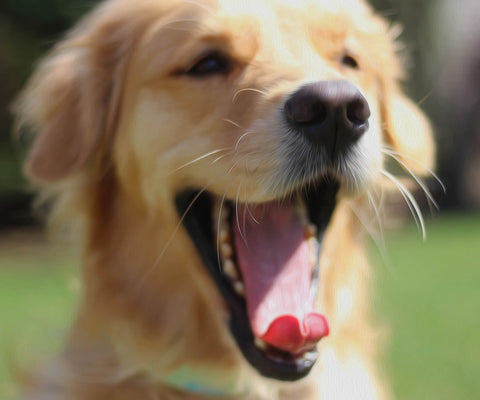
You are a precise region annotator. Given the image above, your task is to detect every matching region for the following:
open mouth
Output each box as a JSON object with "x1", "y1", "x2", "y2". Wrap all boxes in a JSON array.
[{"x1": 175, "y1": 178, "x2": 338, "y2": 381}]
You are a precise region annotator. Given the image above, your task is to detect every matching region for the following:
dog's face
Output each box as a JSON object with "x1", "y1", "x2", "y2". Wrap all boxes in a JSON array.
[
  {"x1": 121, "y1": 0, "x2": 384, "y2": 203},
  {"x1": 19, "y1": 0, "x2": 434, "y2": 383}
]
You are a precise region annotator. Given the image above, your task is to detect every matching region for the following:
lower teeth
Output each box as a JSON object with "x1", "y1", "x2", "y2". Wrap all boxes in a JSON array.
[
  {"x1": 304, "y1": 224, "x2": 317, "y2": 238},
  {"x1": 233, "y1": 281, "x2": 245, "y2": 296},
  {"x1": 254, "y1": 338, "x2": 268, "y2": 350}
]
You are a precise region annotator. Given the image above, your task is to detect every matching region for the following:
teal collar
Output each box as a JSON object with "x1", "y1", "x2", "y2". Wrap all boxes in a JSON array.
[{"x1": 163, "y1": 365, "x2": 250, "y2": 397}]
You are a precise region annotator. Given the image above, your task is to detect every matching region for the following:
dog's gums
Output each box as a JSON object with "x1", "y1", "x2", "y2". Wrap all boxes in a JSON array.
[{"x1": 175, "y1": 178, "x2": 338, "y2": 380}]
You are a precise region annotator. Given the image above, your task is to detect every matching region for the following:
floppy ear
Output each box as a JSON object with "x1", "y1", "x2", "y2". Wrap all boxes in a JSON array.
[
  {"x1": 15, "y1": 9, "x2": 133, "y2": 184},
  {"x1": 381, "y1": 86, "x2": 435, "y2": 176},
  {"x1": 366, "y1": 15, "x2": 435, "y2": 176}
]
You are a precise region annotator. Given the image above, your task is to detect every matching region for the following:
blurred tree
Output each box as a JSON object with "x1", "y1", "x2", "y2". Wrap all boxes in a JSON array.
[
  {"x1": 0, "y1": 1, "x2": 98, "y2": 226},
  {"x1": 433, "y1": 0, "x2": 480, "y2": 209}
]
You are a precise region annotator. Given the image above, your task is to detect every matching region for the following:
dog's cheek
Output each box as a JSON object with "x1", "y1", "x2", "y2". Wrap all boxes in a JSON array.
[
  {"x1": 114, "y1": 93, "x2": 225, "y2": 204},
  {"x1": 114, "y1": 98, "x2": 180, "y2": 206}
]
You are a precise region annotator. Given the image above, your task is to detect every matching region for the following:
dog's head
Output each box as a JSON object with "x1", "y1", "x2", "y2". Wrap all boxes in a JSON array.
[{"x1": 17, "y1": 0, "x2": 433, "y2": 383}]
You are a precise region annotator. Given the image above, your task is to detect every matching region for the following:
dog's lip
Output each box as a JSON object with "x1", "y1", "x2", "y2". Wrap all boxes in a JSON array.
[{"x1": 174, "y1": 179, "x2": 338, "y2": 381}]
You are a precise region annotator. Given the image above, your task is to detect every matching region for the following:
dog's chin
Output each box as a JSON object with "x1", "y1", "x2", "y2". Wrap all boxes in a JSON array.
[{"x1": 175, "y1": 176, "x2": 339, "y2": 381}]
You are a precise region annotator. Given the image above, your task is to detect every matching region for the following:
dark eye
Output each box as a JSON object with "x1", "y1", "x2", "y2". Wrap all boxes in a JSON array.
[
  {"x1": 186, "y1": 51, "x2": 232, "y2": 77},
  {"x1": 341, "y1": 54, "x2": 359, "y2": 69}
]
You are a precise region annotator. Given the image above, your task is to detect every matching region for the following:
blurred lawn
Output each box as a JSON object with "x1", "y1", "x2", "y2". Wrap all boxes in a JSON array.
[
  {"x1": 373, "y1": 212, "x2": 480, "y2": 400},
  {"x1": 0, "y1": 213, "x2": 479, "y2": 399},
  {"x1": 0, "y1": 231, "x2": 77, "y2": 398}
]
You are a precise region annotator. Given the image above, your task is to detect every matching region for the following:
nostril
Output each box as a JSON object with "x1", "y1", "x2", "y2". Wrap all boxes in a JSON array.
[
  {"x1": 285, "y1": 99, "x2": 312, "y2": 123},
  {"x1": 285, "y1": 96, "x2": 327, "y2": 125},
  {"x1": 346, "y1": 97, "x2": 370, "y2": 126}
]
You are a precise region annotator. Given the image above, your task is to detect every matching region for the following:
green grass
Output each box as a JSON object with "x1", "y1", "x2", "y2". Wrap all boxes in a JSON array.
[
  {"x1": 0, "y1": 236, "x2": 77, "y2": 397},
  {"x1": 0, "y1": 213, "x2": 479, "y2": 399},
  {"x1": 373, "y1": 213, "x2": 480, "y2": 399}
]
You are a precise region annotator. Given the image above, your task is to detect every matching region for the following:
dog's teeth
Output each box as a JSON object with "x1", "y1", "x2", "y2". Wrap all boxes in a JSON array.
[
  {"x1": 223, "y1": 259, "x2": 238, "y2": 279},
  {"x1": 219, "y1": 229, "x2": 230, "y2": 244},
  {"x1": 309, "y1": 237, "x2": 319, "y2": 265},
  {"x1": 218, "y1": 219, "x2": 229, "y2": 235},
  {"x1": 254, "y1": 338, "x2": 268, "y2": 350},
  {"x1": 233, "y1": 281, "x2": 245, "y2": 296},
  {"x1": 304, "y1": 224, "x2": 317, "y2": 238},
  {"x1": 213, "y1": 199, "x2": 231, "y2": 238},
  {"x1": 221, "y1": 243, "x2": 233, "y2": 258},
  {"x1": 218, "y1": 207, "x2": 229, "y2": 222}
]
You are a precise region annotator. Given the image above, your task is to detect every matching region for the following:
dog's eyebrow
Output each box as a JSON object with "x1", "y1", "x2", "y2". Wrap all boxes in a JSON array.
[{"x1": 142, "y1": 26, "x2": 258, "y2": 82}]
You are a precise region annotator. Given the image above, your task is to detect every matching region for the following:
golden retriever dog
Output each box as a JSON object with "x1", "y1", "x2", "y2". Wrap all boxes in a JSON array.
[{"x1": 14, "y1": 0, "x2": 434, "y2": 398}]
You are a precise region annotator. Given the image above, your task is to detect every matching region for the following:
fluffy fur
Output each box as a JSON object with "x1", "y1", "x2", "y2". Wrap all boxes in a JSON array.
[{"x1": 14, "y1": 0, "x2": 434, "y2": 399}]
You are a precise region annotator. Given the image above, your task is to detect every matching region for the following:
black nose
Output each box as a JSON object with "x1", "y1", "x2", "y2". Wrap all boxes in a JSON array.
[{"x1": 284, "y1": 81, "x2": 370, "y2": 156}]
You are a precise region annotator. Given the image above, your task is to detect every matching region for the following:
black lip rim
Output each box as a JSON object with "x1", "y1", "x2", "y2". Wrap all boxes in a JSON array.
[{"x1": 175, "y1": 180, "x2": 338, "y2": 381}]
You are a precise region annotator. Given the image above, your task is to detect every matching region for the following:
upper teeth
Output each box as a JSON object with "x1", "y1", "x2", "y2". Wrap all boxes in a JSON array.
[
  {"x1": 304, "y1": 224, "x2": 317, "y2": 238},
  {"x1": 223, "y1": 259, "x2": 238, "y2": 279},
  {"x1": 213, "y1": 200, "x2": 244, "y2": 296},
  {"x1": 221, "y1": 243, "x2": 233, "y2": 258},
  {"x1": 219, "y1": 230, "x2": 230, "y2": 243}
]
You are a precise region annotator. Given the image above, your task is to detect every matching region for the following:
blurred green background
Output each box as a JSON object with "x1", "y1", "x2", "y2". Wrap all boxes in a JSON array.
[{"x1": 1, "y1": 0, "x2": 479, "y2": 399}]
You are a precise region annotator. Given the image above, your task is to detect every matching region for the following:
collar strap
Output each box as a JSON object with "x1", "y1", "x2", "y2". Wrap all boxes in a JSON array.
[{"x1": 163, "y1": 365, "x2": 250, "y2": 397}]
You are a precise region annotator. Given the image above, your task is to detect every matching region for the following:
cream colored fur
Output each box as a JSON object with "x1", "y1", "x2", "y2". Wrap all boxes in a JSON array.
[{"x1": 14, "y1": 0, "x2": 433, "y2": 399}]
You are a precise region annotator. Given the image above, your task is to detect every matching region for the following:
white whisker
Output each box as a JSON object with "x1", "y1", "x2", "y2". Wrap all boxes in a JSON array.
[
  {"x1": 244, "y1": 158, "x2": 260, "y2": 224},
  {"x1": 232, "y1": 88, "x2": 268, "y2": 103},
  {"x1": 211, "y1": 151, "x2": 233, "y2": 165},
  {"x1": 245, "y1": 201, "x2": 259, "y2": 224},
  {"x1": 243, "y1": 181, "x2": 248, "y2": 235},
  {"x1": 382, "y1": 147, "x2": 446, "y2": 193},
  {"x1": 367, "y1": 190, "x2": 386, "y2": 249},
  {"x1": 208, "y1": 131, "x2": 252, "y2": 166},
  {"x1": 234, "y1": 131, "x2": 253, "y2": 153},
  {"x1": 235, "y1": 180, "x2": 248, "y2": 245},
  {"x1": 350, "y1": 201, "x2": 392, "y2": 270},
  {"x1": 381, "y1": 169, "x2": 426, "y2": 240},
  {"x1": 416, "y1": 88, "x2": 434, "y2": 107},
  {"x1": 216, "y1": 186, "x2": 231, "y2": 272},
  {"x1": 136, "y1": 184, "x2": 212, "y2": 289},
  {"x1": 168, "y1": 148, "x2": 230, "y2": 175},
  {"x1": 223, "y1": 118, "x2": 243, "y2": 129},
  {"x1": 382, "y1": 149, "x2": 439, "y2": 210}
]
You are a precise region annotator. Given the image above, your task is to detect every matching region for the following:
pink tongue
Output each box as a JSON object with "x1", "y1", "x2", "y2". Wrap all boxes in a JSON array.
[{"x1": 233, "y1": 203, "x2": 329, "y2": 355}]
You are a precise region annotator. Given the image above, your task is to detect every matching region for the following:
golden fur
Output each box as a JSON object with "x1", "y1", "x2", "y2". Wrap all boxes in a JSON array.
[{"x1": 14, "y1": 0, "x2": 434, "y2": 399}]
